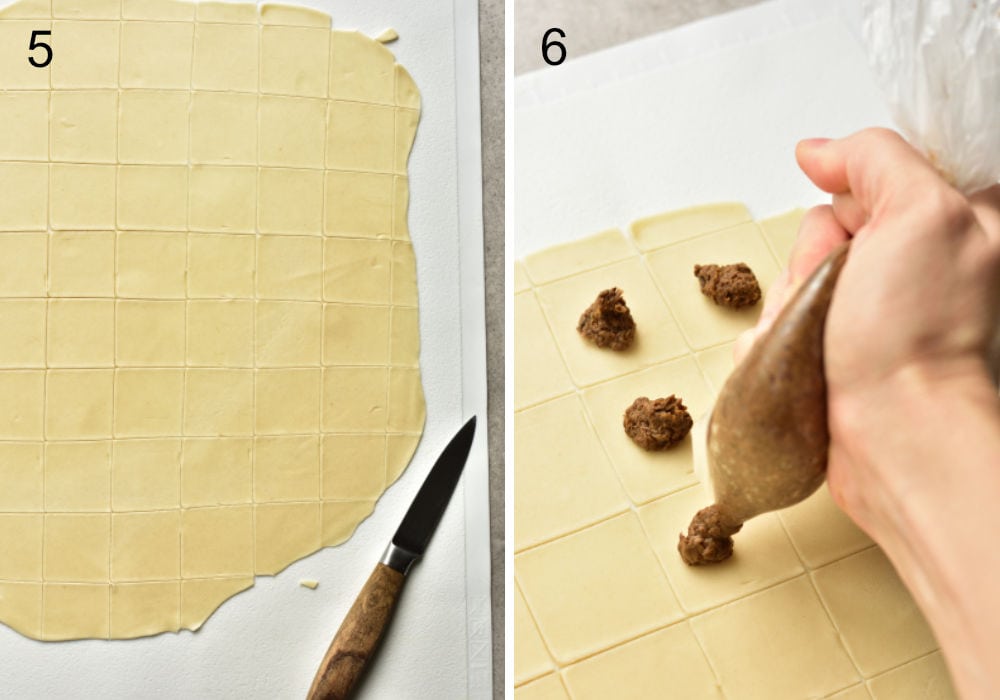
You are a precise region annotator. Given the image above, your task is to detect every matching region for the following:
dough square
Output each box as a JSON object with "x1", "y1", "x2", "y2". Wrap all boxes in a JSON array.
[
  {"x1": 43, "y1": 441, "x2": 112, "y2": 512},
  {"x1": 320, "y1": 499, "x2": 374, "y2": 546},
  {"x1": 325, "y1": 100, "x2": 394, "y2": 173},
  {"x1": 0, "y1": 163, "x2": 47, "y2": 231},
  {"x1": 186, "y1": 300, "x2": 254, "y2": 367},
  {"x1": 47, "y1": 299, "x2": 115, "y2": 368},
  {"x1": 758, "y1": 208, "x2": 805, "y2": 266},
  {"x1": 181, "y1": 438, "x2": 253, "y2": 507},
  {"x1": 324, "y1": 171, "x2": 393, "y2": 237},
  {"x1": 514, "y1": 395, "x2": 628, "y2": 552},
  {"x1": 0, "y1": 92, "x2": 48, "y2": 161},
  {"x1": 183, "y1": 369, "x2": 254, "y2": 437},
  {"x1": 45, "y1": 369, "x2": 114, "y2": 440},
  {"x1": 0, "y1": 442, "x2": 43, "y2": 512},
  {"x1": 260, "y1": 96, "x2": 327, "y2": 169},
  {"x1": 389, "y1": 306, "x2": 420, "y2": 367},
  {"x1": 50, "y1": 90, "x2": 118, "y2": 163},
  {"x1": 644, "y1": 223, "x2": 780, "y2": 350},
  {"x1": 516, "y1": 512, "x2": 683, "y2": 664},
  {"x1": 328, "y1": 31, "x2": 395, "y2": 105},
  {"x1": 110, "y1": 511, "x2": 181, "y2": 581},
  {"x1": 190, "y1": 92, "x2": 258, "y2": 165},
  {"x1": 52, "y1": 0, "x2": 120, "y2": 19},
  {"x1": 192, "y1": 21, "x2": 259, "y2": 92},
  {"x1": 322, "y1": 238, "x2": 391, "y2": 304},
  {"x1": 0, "y1": 20, "x2": 50, "y2": 90},
  {"x1": 121, "y1": 21, "x2": 194, "y2": 89},
  {"x1": 534, "y1": 257, "x2": 688, "y2": 387},
  {"x1": 114, "y1": 369, "x2": 184, "y2": 438},
  {"x1": 181, "y1": 505, "x2": 253, "y2": 577},
  {"x1": 581, "y1": 357, "x2": 713, "y2": 504},
  {"x1": 189, "y1": 165, "x2": 257, "y2": 233},
  {"x1": 694, "y1": 342, "x2": 736, "y2": 396},
  {"x1": 188, "y1": 233, "x2": 255, "y2": 298},
  {"x1": 116, "y1": 232, "x2": 188, "y2": 299},
  {"x1": 868, "y1": 652, "x2": 956, "y2": 700},
  {"x1": 260, "y1": 25, "x2": 329, "y2": 98},
  {"x1": 180, "y1": 576, "x2": 253, "y2": 631},
  {"x1": 43, "y1": 513, "x2": 111, "y2": 583},
  {"x1": 514, "y1": 292, "x2": 573, "y2": 411},
  {"x1": 42, "y1": 584, "x2": 109, "y2": 641},
  {"x1": 322, "y1": 303, "x2": 390, "y2": 366},
  {"x1": 514, "y1": 674, "x2": 570, "y2": 700},
  {"x1": 118, "y1": 90, "x2": 190, "y2": 165},
  {"x1": 0, "y1": 371, "x2": 45, "y2": 439},
  {"x1": 813, "y1": 547, "x2": 937, "y2": 676},
  {"x1": 387, "y1": 368, "x2": 424, "y2": 433},
  {"x1": 0, "y1": 514, "x2": 43, "y2": 580},
  {"x1": 631, "y1": 202, "x2": 752, "y2": 252},
  {"x1": 392, "y1": 176, "x2": 410, "y2": 240},
  {"x1": 322, "y1": 367, "x2": 387, "y2": 433},
  {"x1": 111, "y1": 439, "x2": 181, "y2": 511},
  {"x1": 0, "y1": 233, "x2": 47, "y2": 296},
  {"x1": 256, "y1": 301, "x2": 322, "y2": 367},
  {"x1": 386, "y1": 433, "x2": 420, "y2": 484},
  {"x1": 0, "y1": 582, "x2": 42, "y2": 638},
  {"x1": 255, "y1": 368, "x2": 321, "y2": 434},
  {"x1": 514, "y1": 585, "x2": 553, "y2": 685},
  {"x1": 690, "y1": 576, "x2": 860, "y2": 699},
  {"x1": 116, "y1": 300, "x2": 186, "y2": 366},
  {"x1": 523, "y1": 229, "x2": 633, "y2": 286},
  {"x1": 321, "y1": 434, "x2": 386, "y2": 501},
  {"x1": 778, "y1": 484, "x2": 874, "y2": 568},
  {"x1": 390, "y1": 241, "x2": 419, "y2": 306},
  {"x1": 118, "y1": 165, "x2": 189, "y2": 231},
  {"x1": 52, "y1": 21, "x2": 120, "y2": 89},
  {"x1": 638, "y1": 486, "x2": 804, "y2": 614},
  {"x1": 123, "y1": 0, "x2": 194, "y2": 21},
  {"x1": 196, "y1": 2, "x2": 258, "y2": 24},
  {"x1": 49, "y1": 163, "x2": 117, "y2": 230},
  {"x1": 253, "y1": 502, "x2": 322, "y2": 575},
  {"x1": 49, "y1": 231, "x2": 115, "y2": 297},
  {"x1": 562, "y1": 622, "x2": 723, "y2": 700},
  {"x1": 110, "y1": 581, "x2": 181, "y2": 638},
  {"x1": 0, "y1": 299, "x2": 46, "y2": 368},
  {"x1": 257, "y1": 235, "x2": 323, "y2": 300},
  {"x1": 393, "y1": 108, "x2": 419, "y2": 174},
  {"x1": 258, "y1": 168, "x2": 324, "y2": 235}
]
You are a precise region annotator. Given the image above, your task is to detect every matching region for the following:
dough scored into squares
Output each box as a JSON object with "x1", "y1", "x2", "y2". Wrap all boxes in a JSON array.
[
  {"x1": 514, "y1": 202, "x2": 954, "y2": 695},
  {"x1": 0, "y1": 0, "x2": 425, "y2": 642}
]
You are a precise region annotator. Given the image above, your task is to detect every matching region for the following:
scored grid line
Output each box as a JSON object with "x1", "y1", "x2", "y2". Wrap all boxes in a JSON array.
[{"x1": 513, "y1": 209, "x2": 945, "y2": 695}]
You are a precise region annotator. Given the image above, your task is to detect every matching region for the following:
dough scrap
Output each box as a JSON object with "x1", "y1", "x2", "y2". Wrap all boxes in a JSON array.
[
  {"x1": 514, "y1": 204, "x2": 951, "y2": 696},
  {"x1": 0, "y1": 0, "x2": 425, "y2": 641}
]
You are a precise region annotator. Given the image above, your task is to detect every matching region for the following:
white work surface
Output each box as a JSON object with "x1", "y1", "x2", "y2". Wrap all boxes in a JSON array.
[
  {"x1": 514, "y1": 0, "x2": 895, "y2": 258},
  {"x1": 0, "y1": 1, "x2": 492, "y2": 698}
]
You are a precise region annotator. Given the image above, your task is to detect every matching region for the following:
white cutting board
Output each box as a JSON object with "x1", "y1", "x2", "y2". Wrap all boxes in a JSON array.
[
  {"x1": 515, "y1": 0, "x2": 894, "y2": 257},
  {"x1": 0, "y1": 1, "x2": 491, "y2": 698}
]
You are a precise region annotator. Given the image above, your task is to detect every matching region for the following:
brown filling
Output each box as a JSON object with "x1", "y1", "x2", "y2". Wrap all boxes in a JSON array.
[
  {"x1": 576, "y1": 287, "x2": 636, "y2": 350},
  {"x1": 693, "y1": 262, "x2": 761, "y2": 309}
]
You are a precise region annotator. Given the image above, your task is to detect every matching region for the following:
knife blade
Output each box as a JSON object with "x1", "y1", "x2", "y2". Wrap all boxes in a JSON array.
[{"x1": 306, "y1": 416, "x2": 478, "y2": 700}]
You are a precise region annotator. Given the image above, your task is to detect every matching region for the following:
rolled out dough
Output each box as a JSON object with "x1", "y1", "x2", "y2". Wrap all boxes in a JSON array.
[
  {"x1": 0, "y1": 0, "x2": 426, "y2": 641},
  {"x1": 514, "y1": 204, "x2": 954, "y2": 698}
]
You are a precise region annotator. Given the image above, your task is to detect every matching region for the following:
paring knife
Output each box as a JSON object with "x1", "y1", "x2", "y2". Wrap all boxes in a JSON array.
[{"x1": 306, "y1": 416, "x2": 478, "y2": 700}]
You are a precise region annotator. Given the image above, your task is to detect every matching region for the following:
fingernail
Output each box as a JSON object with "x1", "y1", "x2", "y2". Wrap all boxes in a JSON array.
[{"x1": 798, "y1": 137, "x2": 831, "y2": 149}]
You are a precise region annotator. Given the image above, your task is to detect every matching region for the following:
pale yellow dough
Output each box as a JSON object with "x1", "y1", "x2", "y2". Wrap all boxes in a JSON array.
[
  {"x1": 514, "y1": 204, "x2": 954, "y2": 696},
  {"x1": 0, "y1": 0, "x2": 425, "y2": 641}
]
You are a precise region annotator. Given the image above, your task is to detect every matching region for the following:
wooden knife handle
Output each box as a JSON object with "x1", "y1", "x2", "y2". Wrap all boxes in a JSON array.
[{"x1": 306, "y1": 563, "x2": 405, "y2": 700}]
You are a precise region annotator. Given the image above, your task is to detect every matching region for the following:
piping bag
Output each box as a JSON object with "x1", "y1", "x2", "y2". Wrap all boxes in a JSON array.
[{"x1": 678, "y1": 0, "x2": 1000, "y2": 565}]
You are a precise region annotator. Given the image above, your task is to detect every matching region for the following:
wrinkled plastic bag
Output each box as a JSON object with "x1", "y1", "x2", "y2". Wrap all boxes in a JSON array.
[{"x1": 862, "y1": 0, "x2": 1000, "y2": 194}]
